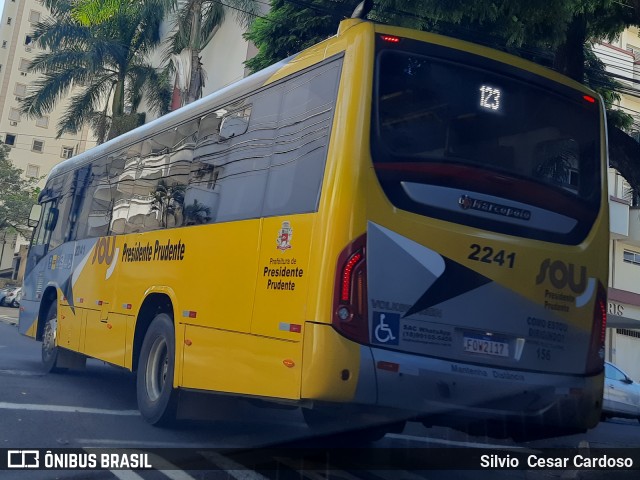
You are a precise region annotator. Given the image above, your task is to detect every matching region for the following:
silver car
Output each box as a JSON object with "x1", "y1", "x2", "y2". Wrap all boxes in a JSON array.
[
  {"x1": 602, "y1": 362, "x2": 640, "y2": 423},
  {"x1": 0, "y1": 287, "x2": 20, "y2": 307}
]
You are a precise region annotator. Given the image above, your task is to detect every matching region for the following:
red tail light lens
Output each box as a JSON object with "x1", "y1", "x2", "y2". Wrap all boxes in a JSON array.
[
  {"x1": 333, "y1": 234, "x2": 369, "y2": 344},
  {"x1": 586, "y1": 282, "x2": 607, "y2": 375},
  {"x1": 341, "y1": 252, "x2": 363, "y2": 302},
  {"x1": 380, "y1": 35, "x2": 401, "y2": 43}
]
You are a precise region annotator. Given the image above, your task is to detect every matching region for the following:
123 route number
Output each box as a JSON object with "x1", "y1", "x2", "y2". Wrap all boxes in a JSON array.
[{"x1": 468, "y1": 244, "x2": 516, "y2": 268}]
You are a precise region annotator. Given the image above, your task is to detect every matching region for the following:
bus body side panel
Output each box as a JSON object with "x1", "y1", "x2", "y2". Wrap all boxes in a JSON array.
[
  {"x1": 299, "y1": 23, "x2": 377, "y2": 400},
  {"x1": 20, "y1": 238, "x2": 97, "y2": 344},
  {"x1": 114, "y1": 220, "x2": 262, "y2": 334},
  {"x1": 179, "y1": 215, "x2": 310, "y2": 399},
  {"x1": 77, "y1": 237, "x2": 126, "y2": 365},
  {"x1": 252, "y1": 215, "x2": 313, "y2": 340}
]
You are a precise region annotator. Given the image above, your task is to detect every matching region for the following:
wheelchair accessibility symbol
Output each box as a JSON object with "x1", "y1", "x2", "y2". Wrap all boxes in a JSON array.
[{"x1": 372, "y1": 311, "x2": 400, "y2": 345}]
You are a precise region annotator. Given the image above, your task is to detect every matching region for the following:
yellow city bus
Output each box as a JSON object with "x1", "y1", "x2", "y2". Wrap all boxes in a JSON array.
[{"x1": 20, "y1": 18, "x2": 608, "y2": 440}]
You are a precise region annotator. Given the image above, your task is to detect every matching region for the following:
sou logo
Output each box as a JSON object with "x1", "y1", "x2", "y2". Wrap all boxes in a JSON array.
[
  {"x1": 535, "y1": 259, "x2": 586, "y2": 293},
  {"x1": 91, "y1": 237, "x2": 116, "y2": 266}
]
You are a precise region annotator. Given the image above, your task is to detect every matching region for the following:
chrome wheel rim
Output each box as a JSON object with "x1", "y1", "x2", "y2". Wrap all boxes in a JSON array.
[{"x1": 145, "y1": 336, "x2": 169, "y2": 402}]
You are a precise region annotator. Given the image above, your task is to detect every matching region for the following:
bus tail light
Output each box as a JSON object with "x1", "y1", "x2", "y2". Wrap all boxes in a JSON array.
[
  {"x1": 586, "y1": 282, "x2": 607, "y2": 375},
  {"x1": 333, "y1": 234, "x2": 369, "y2": 344}
]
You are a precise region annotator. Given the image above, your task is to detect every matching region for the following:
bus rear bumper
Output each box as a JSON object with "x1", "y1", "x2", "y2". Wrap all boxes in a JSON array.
[{"x1": 356, "y1": 345, "x2": 603, "y2": 438}]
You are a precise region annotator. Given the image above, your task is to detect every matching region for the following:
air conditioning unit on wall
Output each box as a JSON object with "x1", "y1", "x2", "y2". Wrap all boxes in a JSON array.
[{"x1": 9, "y1": 121, "x2": 17, "y2": 126}]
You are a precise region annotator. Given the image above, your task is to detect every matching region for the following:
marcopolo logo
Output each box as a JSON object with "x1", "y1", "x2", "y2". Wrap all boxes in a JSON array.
[{"x1": 458, "y1": 195, "x2": 531, "y2": 221}]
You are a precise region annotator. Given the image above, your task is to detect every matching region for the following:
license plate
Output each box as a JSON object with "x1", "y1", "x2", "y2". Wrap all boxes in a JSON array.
[{"x1": 463, "y1": 336, "x2": 509, "y2": 357}]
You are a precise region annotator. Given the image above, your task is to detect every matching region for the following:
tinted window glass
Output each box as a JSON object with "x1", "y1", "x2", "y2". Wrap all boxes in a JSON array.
[
  {"x1": 262, "y1": 60, "x2": 342, "y2": 217},
  {"x1": 605, "y1": 363, "x2": 627, "y2": 382},
  {"x1": 372, "y1": 44, "x2": 602, "y2": 244},
  {"x1": 375, "y1": 51, "x2": 600, "y2": 198}
]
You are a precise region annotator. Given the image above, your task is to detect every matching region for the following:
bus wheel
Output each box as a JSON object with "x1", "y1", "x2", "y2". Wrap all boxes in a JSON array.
[
  {"x1": 41, "y1": 302, "x2": 65, "y2": 373},
  {"x1": 137, "y1": 313, "x2": 178, "y2": 426}
]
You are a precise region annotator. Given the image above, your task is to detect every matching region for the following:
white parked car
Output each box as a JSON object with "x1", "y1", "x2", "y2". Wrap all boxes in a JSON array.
[
  {"x1": 2, "y1": 287, "x2": 21, "y2": 308},
  {"x1": 602, "y1": 362, "x2": 640, "y2": 423}
]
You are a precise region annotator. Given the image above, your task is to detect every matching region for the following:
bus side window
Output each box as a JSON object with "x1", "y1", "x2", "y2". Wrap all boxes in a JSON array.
[
  {"x1": 126, "y1": 120, "x2": 195, "y2": 233},
  {"x1": 31, "y1": 201, "x2": 55, "y2": 248},
  {"x1": 110, "y1": 145, "x2": 139, "y2": 235},
  {"x1": 49, "y1": 172, "x2": 75, "y2": 250},
  {"x1": 194, "y1": 98, "x2": 267, "y2": 224},
  {"x1": 262, "y1": 59, "x2": 342, "y2": 217},
  {"x1": 219, "y1": 107, "x2": 251, "y2": 139},
  {"x1": 74, "y1": 159, "x2": 111, "y2": 239}
]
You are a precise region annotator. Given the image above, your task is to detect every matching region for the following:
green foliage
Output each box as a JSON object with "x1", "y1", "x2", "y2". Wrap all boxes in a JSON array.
[
  {"x1": 165, "y1": 0, "x2": 259, "y2": 105},
  {"x1": 0, "y1": 143, "x2": 39, "y2": 237},
  {"x1": 244, "y1": 0, "x2": 591, "y2": 73},
  {"x1": 245, "y1": 0, "x2": 352, "y2": 73},
  {"x1": 20, "y1": 0, "x2": 173, "y2": 142}
]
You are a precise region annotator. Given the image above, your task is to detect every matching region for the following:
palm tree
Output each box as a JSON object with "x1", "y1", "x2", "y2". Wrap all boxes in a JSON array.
[
  {"x1": 165, "y1": 0, "x2": 259, "y2": 106},
  {"x1": 183, "y1": 199, "x2": 211, "y2": 225},
  {"x1": 20, "y1": 0, "x2": 173, "y2": 142},
  {"x1": 150, "y1": 179, "x2": 186, "y2": 228}
]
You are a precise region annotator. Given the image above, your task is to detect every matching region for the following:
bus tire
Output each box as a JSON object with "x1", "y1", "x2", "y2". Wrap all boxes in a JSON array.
[
  {"x1": 41, "y1": 302, "x2": 66, "y2": 373},
  {"x1": 137, "y1": 313, "x2": 178, "y2": 426}
]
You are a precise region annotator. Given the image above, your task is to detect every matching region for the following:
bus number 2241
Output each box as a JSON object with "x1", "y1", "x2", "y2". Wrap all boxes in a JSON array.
[{"x1": 468, "y1": 244, "x2": 516, "y2": 268}]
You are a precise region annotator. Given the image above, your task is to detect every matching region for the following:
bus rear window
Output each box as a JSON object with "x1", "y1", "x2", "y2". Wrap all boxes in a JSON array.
[{"x1": 372, "y1": 47, "x2": 602, "y2": 244}]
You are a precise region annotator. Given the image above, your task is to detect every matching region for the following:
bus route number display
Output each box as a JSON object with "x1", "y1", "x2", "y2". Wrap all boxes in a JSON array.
[{"x1": 479, "y1": 85, "x2": 501, "y2": 111}]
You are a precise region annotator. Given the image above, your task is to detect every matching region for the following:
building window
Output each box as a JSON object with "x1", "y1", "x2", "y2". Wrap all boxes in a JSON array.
[
  {"x1": 25, "y1": 35, "x2": 33, "y2": 46},
  {"x1": 8, "y1": 108, "x2": 21, "y2": 122},
  {"x1": 4, "y1": 134, "x2": 16, "y2": 146},
  {"x1": 35, "y1": 116, "x2": 49, "y2": 128},
  {"x1": 28, "y1": 11, "x2": 41, "y2": 24},
  {"x1": 617, "y1": 328, "x2": 640, "y2": 339},
  {"x1": 7, "y1": 18, "x2": 12, "y2": 25},
  {"x1": 14, "y1": 83, "x2": 26, "y2": 97},
  {"x1": 623, "y1": 250, "x2": 640, "y2": 265},
  {"x1": 26, "y1": 164, "x2": 40, "y2": 178},
  {"x1": 1, "y1": 41, "x2": 7, "y2": 49},
  {"x1": 61, "y1": 146, "x2": 74, "y2": 159},
  {"x1": 32, "y1": 140, "x2": 44, "y2": 153},
  {"x1": 18, "y1": 59, "x2": 30, "y2": 72}
]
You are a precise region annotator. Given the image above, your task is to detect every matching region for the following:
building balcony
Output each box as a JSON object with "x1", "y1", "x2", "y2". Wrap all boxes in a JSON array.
[
  {"x1": 610, "y1": 195, "x2": 630, "y2": 239},
  {"x1": 628, "y1": 206, "x2": 640, "y2": 247}
]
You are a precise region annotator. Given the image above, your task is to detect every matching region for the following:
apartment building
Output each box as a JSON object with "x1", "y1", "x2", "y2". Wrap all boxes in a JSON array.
[
  {"x1": 595, "y1": 28, "x2": 640, "y2": 380},
  {"x1": 0, "y1": 0, "x2": 96, "y2": 183}
]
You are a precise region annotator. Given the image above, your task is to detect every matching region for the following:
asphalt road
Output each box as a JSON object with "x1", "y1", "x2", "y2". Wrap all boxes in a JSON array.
[{"x1": 1, "y1": 309, "x2": 639, "y2": 480}]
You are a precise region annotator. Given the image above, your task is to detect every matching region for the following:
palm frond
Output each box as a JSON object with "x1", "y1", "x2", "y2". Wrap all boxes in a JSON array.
[
  {"x1": 56, "y1": 78, "x2": 117, "y2": 137},
  {"x1": 32, "y1": 17, "x2": 91, "y2": 50},
  {"x1": 221, "y1": 0, "x2": 260, "y2": 28},
  {"x1": 137, "y1": 66, "x2": 172, "y2": 115},
  {"x1": 21, "y1": 67, "x2": 91, "y2": 117}
]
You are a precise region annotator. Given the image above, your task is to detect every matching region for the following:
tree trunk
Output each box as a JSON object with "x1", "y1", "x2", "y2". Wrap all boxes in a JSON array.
[
  {"x1": 186, "y1": 0, "x2": 203, "y2": 105},
  {"x1": 111, "y1": 76, "x2": 126, "y2": 118},
  {"x1": 553, "y1": 14, "x2": 587, "y2": 82}
]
